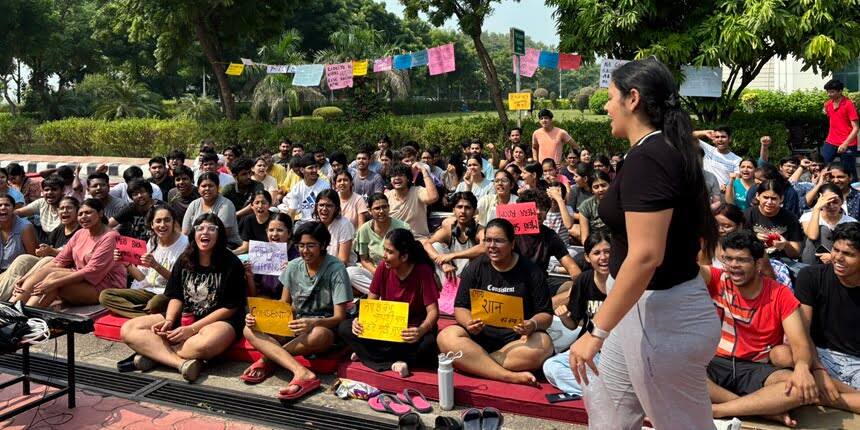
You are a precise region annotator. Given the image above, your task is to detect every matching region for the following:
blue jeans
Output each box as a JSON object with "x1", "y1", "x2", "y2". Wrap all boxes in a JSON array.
[
  {"x1": 543, "y1": 349, "x2": 601, "y2": 396},
  {"x1": 818, "y1": 347, "x2": 860, "y2": 389},
  {"x1": 822, "y1": 143, "x2": 858, "y2": 180}
]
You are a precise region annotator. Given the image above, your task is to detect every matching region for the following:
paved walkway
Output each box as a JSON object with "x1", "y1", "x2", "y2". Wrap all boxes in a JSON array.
[{"x1": 0, "y1": 374, "x2": 273, "y2": 430}]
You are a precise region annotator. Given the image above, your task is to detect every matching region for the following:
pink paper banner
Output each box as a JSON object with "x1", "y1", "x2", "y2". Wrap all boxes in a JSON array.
[
  {"x1": 512, "y1": 48, "x2": 539, "y2": 78},
  {"x1": 373, "y1": 57, "x2": 392, "y2": 73},
  {"x1": 325, "y1": 62, "x2": 354, "y2": 90},
  {"x1": 427, "y1": 43, "x2": 456, "y2": 76},
  {"x1": 559, "y1": 53, "x2": 582, "y2": 70}
]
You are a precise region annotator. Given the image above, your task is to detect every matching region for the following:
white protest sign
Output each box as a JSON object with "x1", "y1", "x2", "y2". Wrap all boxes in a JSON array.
[
  {"x1": 241, "y1": 58, "x2": 255, "y2": 66},
  {"x1": 680, "y1": 65, "x2": 722, "y2": 98},
  {"x1": 599, "y1": 59, "x2": 630, "y2": 88},
  {"x1": 267, "y1": 65, "x2": 289, "y2": 74},
  {"x1": 249, "y1": 240, "x2": 289, "y2": 276}
]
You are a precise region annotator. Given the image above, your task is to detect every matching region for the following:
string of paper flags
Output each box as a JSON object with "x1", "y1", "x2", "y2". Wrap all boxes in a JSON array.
[
  {"x1": 512, "y1": 48, "x2": 583, "y2": 77},
  {"x1": 223, "y1": 43, "x2": 457, "y2": 90}
]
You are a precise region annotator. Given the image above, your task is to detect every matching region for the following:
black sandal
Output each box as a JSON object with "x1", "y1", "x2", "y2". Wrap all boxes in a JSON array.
[
  {"x1": 398, "y1": 411, "x2": 425, "y2": 429},
  {"x1": 434, "y1": 416, "x2": 462, "y2": 430}
]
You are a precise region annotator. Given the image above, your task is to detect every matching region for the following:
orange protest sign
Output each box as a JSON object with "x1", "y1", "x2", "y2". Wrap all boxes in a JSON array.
[
  {"x1": 358, "y1": 299, "x2": 409, "y2": 343},
  {"x1": 247, "y1": 297, "x2": 294, "y2": 337},
  {"x1": 496, "y1": 202, "x2": 539, "y2": 235},
  {"x1": 470, "y1": 289, "x2": 524, "y2": 329}
]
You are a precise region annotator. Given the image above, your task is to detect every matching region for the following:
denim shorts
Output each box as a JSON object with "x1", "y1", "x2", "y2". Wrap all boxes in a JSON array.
[{"x1": 818, "y1": 347, "x2": 860, "y2": 389}]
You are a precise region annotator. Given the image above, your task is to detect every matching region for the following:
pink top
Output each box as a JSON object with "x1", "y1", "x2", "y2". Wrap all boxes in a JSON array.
[{"x1": 55, "y1": 228, "x2": 127, "y2": 291}]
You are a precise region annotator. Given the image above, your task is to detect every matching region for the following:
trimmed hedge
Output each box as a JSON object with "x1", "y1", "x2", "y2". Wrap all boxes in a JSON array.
[{"x1": 589, "y1": 89, "x2": 609, "y2": 115}]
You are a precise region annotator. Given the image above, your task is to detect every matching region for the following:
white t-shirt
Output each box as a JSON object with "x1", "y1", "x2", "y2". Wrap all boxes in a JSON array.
[
  {"x1": 455, "y1": 177, "x2": 495, "y2": 200},
  {"x1": 280, "y1": 179, "x2": 330, "y2": 221},
  {"x1": 110, "y1": 181, "x2": 164, "y2": 203},
  {"x1": 699, "y1": 140, "x2": 741, "y2": 186},
  {"x1": 327, "y1": 216, "x2": 356, "y2": 264},
  {"x1": 131, "y1": 234, "x2": 189, "y2": 294},
  {"x1": 799, "y1": 211, "x2": 856, "y2": 229}
]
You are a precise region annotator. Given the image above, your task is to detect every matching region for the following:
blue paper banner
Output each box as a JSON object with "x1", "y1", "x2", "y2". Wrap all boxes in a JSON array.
[
  {"x1": 292, "y1": 64, "x2": 325, "y2": 87},
  {"x1": 393, "y1": 54, "x2": 412, "y2": 70},
  {"x1": 538, "y1": 51, "x2": 559, "y2": 69},
  {"x1": 410, "y1": 50, "x2": 428, "y2": 68}
]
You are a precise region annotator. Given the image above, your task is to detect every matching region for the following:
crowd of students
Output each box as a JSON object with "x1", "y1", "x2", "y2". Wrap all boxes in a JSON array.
[{"x1": 0, "y1": 66, "x2": 857, "y2": 426}]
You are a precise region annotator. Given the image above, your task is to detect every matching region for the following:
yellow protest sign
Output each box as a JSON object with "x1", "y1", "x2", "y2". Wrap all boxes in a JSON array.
[
  {"x1": 508, "y1": 92, "x2": 531, "y2": 110},
  {"x1": 358, "y1": 299, "x2": 409, "y2": 343},
  {"x1": 247, "y1": 297, "x2": 293, "y2": 337},
  {"x1": 225, "y1": 63, "x2": 245, "y2": 76},
  {"x1": 352, "y1": 60, "x2": 369, "y2": 76},
  {"x1": 470, "y1": 289, "x2": 524, "y2": 329}
]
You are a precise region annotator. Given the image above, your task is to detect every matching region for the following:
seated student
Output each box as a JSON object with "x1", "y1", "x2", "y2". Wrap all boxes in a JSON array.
[
  {"x1": 194, "y1": 152, "x2": 235, "y2": 189},
  {"x1": 7, "y1": 163, "x2": 42, "y2": 205},
  {"x1": 348, "y1": 193, "x2": 409, "y2": 295},
  {"x1": 166, "y1": 165, "x2": 199, "y2": 223},
  {"x1": 241, "y1": 213, "x2": 297, "y2": 299},
  {"x1": 333, "y1": 171, "x2": 367, "y2": 229},
  {"x1": 423, "y1": 191, "x2": 485, "y2": 281},
  {"x1": 745, "y1": 163, "x2": 801, "y2": 218},
  {"x1": 281, "y1": 153, "x2": 330, "y2": 224},
  {"x1": 566, "y1": 162, "x2": 593, "y2": 211},
  {"x1": 437, "y1": 218, "x2": 554, "y2": 386},
  {"x1": 233, "y1": 190, "x2": 273, "y2": 255},
  {"x1": 0, "y1": 194, "x2": 36, "y2": 297},
  {"x1": 251, "y1": 156, "x2": 281, "y2": 202},
  {"x1": 476, "y1": 170, "x2": 518, "y2": 226},
  {"x1": 121, "y1": 214, "x2": 245, "y2": 383},
  {"x1": 385, "y1": 162, "x2": 438, "y2": 239},
  {"x1": 805, "y1": 163, "x2": 860, "y2": 220},
  {"x1": 519, "y1": 162, "x2": 547, "y2": 192},
  {"x1": 745, "y1": 179, "x2": 803, "y2": 261},
  {"x1": 86, "y1": 172, "x2": 128, "y2": 220},
  {"x1": 701, "y1": 230, "x2": 860, "y2": 426},
  {"x1": 313, "y1": 189, "x2": 354, "y2": 266},
  {"x1": 455, "y1": 155, "x2": 494, "y2": 200},
  {"x1": 774, "y1": 222, "x2": 860, "y2": 390},
  {"x1": 576, "y1": 170, "x2": 610, "y2": 244},
  {"x1": 338, "y1": 228, "x2": 439, "y2": 377},
  {"x1": 181, "y1": 172, "x2": 241, "y2": 249},
  {"x1": 725, "y1": 157, "x2": 758, "y2": 211},
  {"x1": 147, "y1": 156, "x2": 175, "y2": 198},
  {"x1": 220, "y1": 157, "x2": 263, "y2": 220},
  {"x1": 545, "y1": 184, "x2": 575, "y2": 246},
  {"x1": 350, "y1": 145, "x2": 385, "y2": 199},
  {"x1": 15, "y1": 175, "x2": 63, "y2": 242},
  {"x1": 0, "y1": 168, "x2": 26, "y2": 207},
  {"x1": 110, "y1": 166, "x2": 164, "y2": 203},
  {"x1": 53, "y1": 165, "x2": 85, "y2": 203},
  {"x1": 166, "y1": 149, "x2": 186, "y2": 177},
  {"x1": 100, "y1": 205, "x2": 188, "y2": 318},
  {"x1": 800, "y1": 184, "x2": 856, "y2": 264},
  {"x1": 542, "y1": 231, "x2": 610, "y2": 395},
  {"x1": 11, "y1": 198, "x2": 126, "y2": 308},
  {"x1": 541, "y1": 158, "x2": 571, "y2": 189},
  {"x1": 109, "y1": 179, "x2": 157, "y2": 242},
  {"x1": 240, "y1": 221, "x2": 352, "y2": 399}
]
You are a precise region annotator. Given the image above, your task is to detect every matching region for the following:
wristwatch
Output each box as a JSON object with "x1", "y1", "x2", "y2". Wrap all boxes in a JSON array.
[{"x1": 585, "y1": 320, "x2": 610, "y2": 340}]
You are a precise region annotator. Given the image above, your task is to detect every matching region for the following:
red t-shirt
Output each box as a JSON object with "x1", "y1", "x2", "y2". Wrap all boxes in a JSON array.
[
  {"x1": 706, "y1": 267, "x2": 799, "y2": 362},
  {"x1": 825, "y1": 97, "x2": 859, "y2": 146},
  {"x1": 370, "y1": 262, "x2": 439, "y2": 326}
]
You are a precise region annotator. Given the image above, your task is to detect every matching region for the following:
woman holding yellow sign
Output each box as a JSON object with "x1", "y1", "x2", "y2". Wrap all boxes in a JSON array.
[{"x1": 338, "y1": 228, "x2": 439, "y2": 377}]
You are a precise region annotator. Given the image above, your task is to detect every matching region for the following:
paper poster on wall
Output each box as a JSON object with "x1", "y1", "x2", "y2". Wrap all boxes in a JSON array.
[
  {"x1": 508, "y1": 92, "x2": 532, "y2": 110},
  {"x1": 247, "y1": 297, "x2": 294, "y2": 337},
  {"x1": 325, "y1": 62, "x2": 354, "y2": 90},
  {"x1": 352, "y1": 60, "x2": 369, "y2": 76},
  {"x1": 292, "y1": 64, "x2": 325, "y2": 87},
  {"x1": 469, "y1": 289, "x2": 524, "y2": 329},
  {"x1": 358, "y1": 299, "x2": 409, "y2": 343},
  {"x1": 373, "y1": 57, "x2": 393, "y2": 72},
  {"x1": 427, "y1": 43, "x2": 456, "y2": 76},
  {"x1": 599, "y1": 59, "x2": 630, "y2": 87},
  {"x1": 680, "y1": 65, "x2": 723, "y2": 98},
  {"x1": 496, "y1": 202, "x2": 539, "y2": 235},
  {"x1": 225, "y1": 63, "x2": 245, "y2": 76},
  {"x1": 559, "y1": 53, "x2": 582, "y2": 70},
  {"x1": 248, "y1": 240, "x2": 289, "y2": 276}
]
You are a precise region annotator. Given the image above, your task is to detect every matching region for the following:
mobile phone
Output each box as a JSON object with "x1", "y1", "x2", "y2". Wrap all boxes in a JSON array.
[
  {"x1": 546, "y1": 392, "x2": 581, "y2": 403},
  {"x1": 816, "y1": 245, "x2": 830, "y2": 254}
]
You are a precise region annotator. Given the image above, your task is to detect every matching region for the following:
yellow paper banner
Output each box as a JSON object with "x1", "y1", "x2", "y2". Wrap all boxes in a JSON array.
[
  {"x1": 508, "y1": 92, "x2": 531, "y2": 110},
  {"x1": 247, "y1": 297, "x2": 293, "y2": 337},
  {"x1": 358, "y1": 299, "x2": 409, "y2": 343},
  {"x1": 470, "y1": 289, "x2": 524, "y2": 329},
  {"x1": 352, "y1": 60, "x2": 369, "y2": 76},
  {"x1": 226, "y1": 63, "x2": 245, "y2": 76}
]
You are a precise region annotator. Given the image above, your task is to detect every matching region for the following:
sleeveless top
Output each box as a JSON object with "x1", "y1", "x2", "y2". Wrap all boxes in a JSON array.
[{"x1": 0, "y1": 217, "x2": 30, "y2": 271}]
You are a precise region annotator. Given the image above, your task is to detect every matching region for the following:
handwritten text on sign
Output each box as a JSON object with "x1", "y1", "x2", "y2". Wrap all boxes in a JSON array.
[
  {"x1": 508, "y1": 92, "x2": 532, "y2": 111},
  {"x1": 247, "y1": 297, "x2": 294, "y2": 337},
  {"x1": 225, "y1": 63, "x2": 245, "y2": 76},
  {"x1": 249, "y1": 240, "x2": 289, "y2": 276},
  {"x1": 496, "y1": 202, "x2": 539, "y2": 235},
  {"x1": 325, "y1": 62, "x2": 354, "y2": 90},
  {"x1": 599, "y1": 59, "x2": 630, "y2": 88},
  {"x1": 116, "y1": 236, "x2": 146, "y2": 266},
  {"x1": 470, "y1": 289, "x2": 524, "y2": 329},
  {"x1": 358, "y1": 299, "x2": 409, "y2": 343}
]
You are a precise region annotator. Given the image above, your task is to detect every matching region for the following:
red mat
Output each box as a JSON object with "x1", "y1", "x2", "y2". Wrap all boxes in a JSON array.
[{"x1": 336, "y1": 361, "x2": 587, "y2": 424}]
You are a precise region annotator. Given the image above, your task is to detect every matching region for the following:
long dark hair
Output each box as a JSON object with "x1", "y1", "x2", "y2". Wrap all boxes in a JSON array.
[
  {"x1": 181, "y1": 213, "x2": 229, "y2": 270},
  {"x1": 314, "y1": 189, "x2": 342, "y2": 220},
  {"x1": 611, "y1": 58, "x2": 718, "y2": 252},
  {"x1": 384, "y1": 228, "x2": 434, "y2": 268}
]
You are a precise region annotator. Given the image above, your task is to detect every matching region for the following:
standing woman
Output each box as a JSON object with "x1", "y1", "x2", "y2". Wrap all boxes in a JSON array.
[
  {"x1": 334, "y1": 171, "x2": 368, "y2": 229},
  {"x1": 568, "y1": 58, "x2": 720, "y2": 429},
  {"x1": 314, "y1": 189, "x2": 355, "y2": 265}
]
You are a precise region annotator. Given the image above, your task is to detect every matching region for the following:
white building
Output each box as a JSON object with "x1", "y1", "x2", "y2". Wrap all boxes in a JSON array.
[{"x1": 726, "y1": 56, "x2": 832, "y2": 92}]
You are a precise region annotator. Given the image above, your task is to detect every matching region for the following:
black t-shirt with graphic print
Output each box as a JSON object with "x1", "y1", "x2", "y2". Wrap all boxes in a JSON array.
[{"x1": 113, "y1": 204, "x2": 153, "y2": 242}]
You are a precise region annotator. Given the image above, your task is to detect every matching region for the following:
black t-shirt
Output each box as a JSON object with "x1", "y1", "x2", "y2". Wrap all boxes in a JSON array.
[
  {"x1": 454, "y1": 254, "x2": 552, "y2": 340},
  {"x1": 795, "y1": 264, "x2": 860, "y2": 357},
  {"x1": 150, "y1": 176, "x2": 175, "y2": 197},
  {"x1": 598, "y1": 131, "x2": 700, "y2": 290},
  {"x1": 114, "y1": 204, "x2": 153, "y2": 241},
  {"x1": 164, "y1": 250, "x2": 247, "y2": 333},
  {"x1": 567, "y1": 270, "x2": 607, "y2": 340},
  {"x1": 743, "y1": 207, "x2": 803, "y2": 260},
  {"x1": 45, "y1": 225, "x2": 80, "y2": 249},
  {"x1": 239, "y1": 215, "x2": 269, "y2": 243},
  {"x1": 515, "y1": 224, "x2": 569, "y2": 272},
  {"x1": 221, "y1": 181, "x2": 264, "y2": 212}
]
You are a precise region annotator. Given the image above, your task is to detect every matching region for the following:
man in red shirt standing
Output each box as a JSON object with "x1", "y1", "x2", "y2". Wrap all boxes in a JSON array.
[{"x1": 823, "y1": 79, "x2": 859, "y2": 181}]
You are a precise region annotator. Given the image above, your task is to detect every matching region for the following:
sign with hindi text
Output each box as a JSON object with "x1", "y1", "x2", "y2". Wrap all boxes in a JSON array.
[
  {"x1": 599, "y1": 59, "x2": 629, "y2": 88},
  {"x1": 247, "y1": 297, "x2": 294, "y2": 337},
  {"x1": 496, "y1": 202, "x2": 539, "y2": 235},
  {"x1": 249, "y1": 240, "x2": 289, "y2": 276},
  {"x1": 225, "y1": 63, "x2": 245, "y2": 76},
  {"x1": 508, "y1": 92, "x2": 532, "y2": 111},
  {"x1": 469, "y1": 289, "x2": 524, "y2": 329},
  {"x1": 358, "y1": 299, "x2": 409, "y2": 343},
  {"x1": 427, "y1": 43, "x2": 456, "y2": 76},
  {"x1": 352, "y1": 60, "x2": 369, "y2": 76},
  {"x1": 373, "y1": 57, "x2": 392, "y2": 72},
  {"x1": 680, "y1": 65, "x2": 722, "y2": 98},
  {"x1": 116, "y1": 236, "x2": 146, "y2": 266}
]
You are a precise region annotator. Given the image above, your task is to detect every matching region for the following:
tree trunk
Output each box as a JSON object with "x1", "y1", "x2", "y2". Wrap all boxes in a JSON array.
[
  {"x1": 470, "y1": 33, "x2": 509, "y2": 125},
  {"x1": 193, "y1": 13, "x2": 236, "y2": 120}
]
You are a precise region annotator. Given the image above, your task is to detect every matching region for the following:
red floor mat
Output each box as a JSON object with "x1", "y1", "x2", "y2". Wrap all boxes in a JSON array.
[{"x1": 336, "y1": 361, "x2": 587, "y2": 424}]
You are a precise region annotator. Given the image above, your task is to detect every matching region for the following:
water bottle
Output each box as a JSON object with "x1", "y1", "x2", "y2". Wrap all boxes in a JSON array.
[{"x1": 437, "y1": 351, "x2": 461, "y2": 411}]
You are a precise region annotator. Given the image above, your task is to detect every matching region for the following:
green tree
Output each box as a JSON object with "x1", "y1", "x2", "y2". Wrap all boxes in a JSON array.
[
  {"x1": 251, "y1": 30, "x2": 323, "y2": 123},
  {"x1": 548, "y1": 0, "x2": 860, "y2": 121},
  {"x1": 92, "y1": 80, "x2": 164, "y2": 119},
  {"x1": 174, "y1": 94, "x2": 221, "y2": 122}
]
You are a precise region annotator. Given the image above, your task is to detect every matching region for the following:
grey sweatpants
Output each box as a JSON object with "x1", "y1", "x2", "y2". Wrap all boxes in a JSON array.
[{"x1": 584, "y1": 275, "x2": 720, "y2": 429}]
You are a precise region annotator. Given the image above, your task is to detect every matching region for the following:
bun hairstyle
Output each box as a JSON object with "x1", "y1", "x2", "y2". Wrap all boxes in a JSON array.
[{"x1": 384, "y1": 228, "x2": 434, "y2": 267}]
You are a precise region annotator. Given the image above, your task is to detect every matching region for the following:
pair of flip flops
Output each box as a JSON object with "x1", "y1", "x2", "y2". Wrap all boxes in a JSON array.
[
  {"x1": 277, "y1": 377, "x2": 321, "y2": 400},
  {"x1": 369, "y1": 389, "x2": 432, "y2": 416},
  {"x1": 240, "y1": 358, "x2": 276, "y2": 384},
  {"x1": 461, "y1": 407, "x2": 502, "y2": 430},
  {"x1": 397, "y1": 413, "x2": 462, "y2": 430}
]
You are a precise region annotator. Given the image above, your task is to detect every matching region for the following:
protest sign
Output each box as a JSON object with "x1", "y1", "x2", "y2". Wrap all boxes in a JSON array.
[
  {"x1": 427, "y1": 43, "x2": 455, "y2": 76},
  {"x1": 292, "y1": 64, "x2": 325, "y2": 87},
  {"x1": 373, "y1": 57, "x2": 392, "y2": 72},
  {"x1": 393, "y1": 54, "x2": 412, "y2": 70},
  {"x1": 470, "y1": 289, "x2": 524, "y2": 329},
  {"x1": 679, "y1": 65, "x2": 722, "y2": 98},
  {"x1": 247, "y1": 297, "x2": 294, "y2": 337},
  {"x1": 411, "y1": 50, "x2": 429, "y2": 68},
  {"x1": 352, "y1": 60, "x2": 369, "y2": 76},
  {"x1": 248, "y1": 240, "x2": 289, "y2": 276},
  {"x1": 496, "y1": 202, "x2": 539, "y2": 235},
  {"x1": 559, "y1": 53, "x2": 582, "y2": 70},
  {"x1": 325, "y1": 62, "x2": 354, "y2": 90},
  {"x1": 116, "y1": 236, "x2": 146, "y2": 266},
  {"x1": 538, "y1": 51, "x2": 559, "y2": 69},
  {"x1": 240, "y1": 58, "x2": 254, "y2": 66},
  {"x1": 266, "y1": 64, "x2": 291, "y2": 74},
  {"x1": 508, "y1": 92, "x2": 532, "y2": 110},
  {"x1": 599, "y1": 59, "x2": 630, "y2": 87},
  {"x1": 225, "y1": 63, "x2": 245, "y2": 76},
  {"x1": 512, "y1": 48, "x2": 539, "y2": 77},
  {"x1": 358, "y1": 299, "x2": 409, "y2": 343}
]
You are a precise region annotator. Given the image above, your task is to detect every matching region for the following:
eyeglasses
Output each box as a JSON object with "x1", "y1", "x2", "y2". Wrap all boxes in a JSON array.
[
  {"x1": 297, "y1": 243, "x2": 321, "y2": 250},
  {"x1": 194, "y1": 225, "x2": 219, "y2": 233},
  {"x1": 483, "y1": 238, "x2": 508, "y2": 246}
]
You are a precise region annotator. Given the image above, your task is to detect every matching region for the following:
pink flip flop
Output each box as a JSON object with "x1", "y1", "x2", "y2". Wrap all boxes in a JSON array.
[
  {"x1": 368, "y1": 393, "x2": 412, "y2": 416},
  {"x1": 396, "y1": 388, "x2": 433, "y2": 413}
]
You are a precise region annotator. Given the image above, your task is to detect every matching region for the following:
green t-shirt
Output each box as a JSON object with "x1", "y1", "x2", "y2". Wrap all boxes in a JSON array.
[
  {"x1": 577, "y1": 196, "x2": 605, "y2": 232},
  {"x1": 279, "y1": 254, "x2": 353, "y2": 318},
  {"x1": 353, "y1": 218, "x2": 410, "y2": 264}
]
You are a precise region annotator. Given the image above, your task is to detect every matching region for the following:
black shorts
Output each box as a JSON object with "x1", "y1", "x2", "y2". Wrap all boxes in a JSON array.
[
  {"x1": 469, "y1": 327, "x2": 521, "y2": 354},
  {"x1": 707, "y1": 356, "x2": 779, "y2": 396}
]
